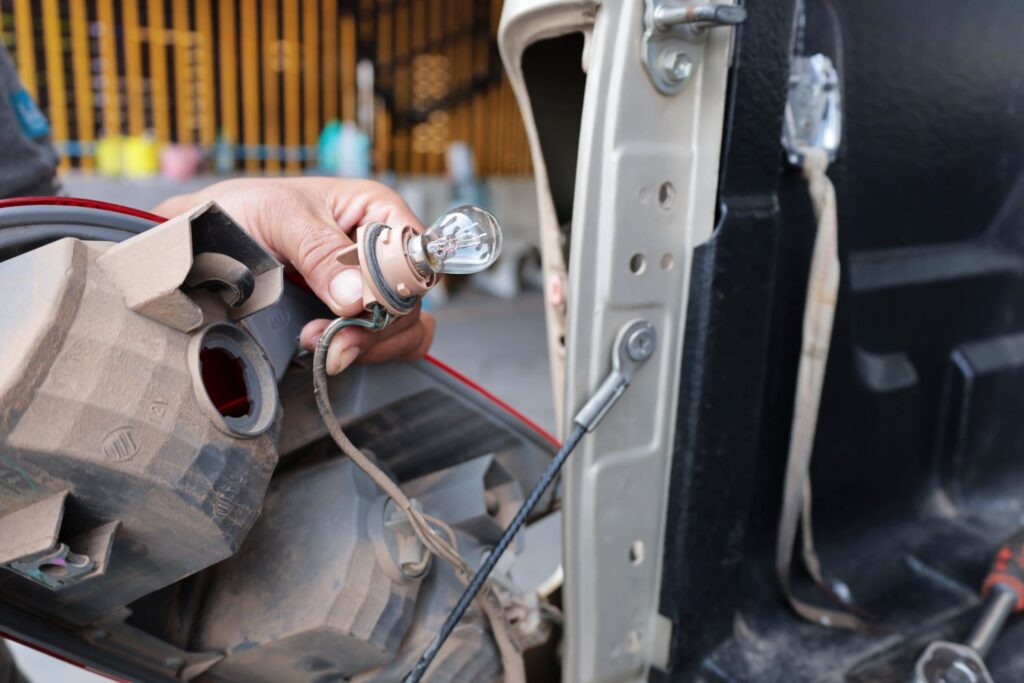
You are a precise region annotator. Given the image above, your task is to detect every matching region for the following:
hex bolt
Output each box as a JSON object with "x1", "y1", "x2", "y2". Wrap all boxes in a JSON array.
[
  {"x1": 660, "y1": 50, "x2": 693, "y2": 86},
  {"x1": 627, "y1": 328, "x2": 656, "y2": 362},
  {"x1": 940, "y1": 662, "x2": 979, "y2": 683}
]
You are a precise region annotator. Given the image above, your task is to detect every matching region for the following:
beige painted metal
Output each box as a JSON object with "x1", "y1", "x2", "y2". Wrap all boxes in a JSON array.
[
  {"x1": 500, "y1": 0, "x2": 736, "y2": 680},
  {"x1": 499, "y1": 0, "x2": 594, "y2": 433}
]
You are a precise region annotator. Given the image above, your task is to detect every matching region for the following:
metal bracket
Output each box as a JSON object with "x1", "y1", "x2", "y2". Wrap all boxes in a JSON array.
[
  {"x1": 12, "y1": 522, "x2": 119, "y2": 591},
  {"x1": 0, "y1": 491, "x2": 119, "y2": 590},
  {"x1": 9, "y1": 543, "x2": 96, "y2": 590},
  {"x1": 641, "y1": 1, "x2": 746, "y2": 96},
  {"x1": 368, "y1": 496, "x2": 430, "y2": 581},
  {"x1": 574, "y1": 320, "x2": 657, "y2": 432},
  {"x1": 782, "y1": 54, "x2": 842, "y2": 166}
]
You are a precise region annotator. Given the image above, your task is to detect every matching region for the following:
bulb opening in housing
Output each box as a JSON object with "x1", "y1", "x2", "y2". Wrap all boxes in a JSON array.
[
  {"x1": 200, "y1": 346, "x2": 252, "y2": 418},
  {"x1": 190, "y1": 323, "x2": 278, "y2": 437}
]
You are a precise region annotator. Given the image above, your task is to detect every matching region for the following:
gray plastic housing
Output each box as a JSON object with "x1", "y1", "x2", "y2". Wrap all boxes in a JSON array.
[{"x1": 0, "y1": 203, "x2": 282, "y2": 624}]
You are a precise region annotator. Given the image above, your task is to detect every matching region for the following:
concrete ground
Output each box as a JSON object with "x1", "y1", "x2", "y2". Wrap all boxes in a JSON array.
[
  {"x1": 430, "y1": 291, "x2": 555, "y2": 433},
  {"x1": 6, "y1": 174, "x2": 553, "y2": 680}
]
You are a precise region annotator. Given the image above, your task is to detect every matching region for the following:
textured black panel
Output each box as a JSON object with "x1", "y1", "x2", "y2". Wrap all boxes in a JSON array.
[
  {"x1": 830, "y1": 1, "x2": 1024, "y2": 251},
  {"x1": 657, "y1": 0, "x2": 1024, "y2": 680},
  {"x1": 937, "y1": 333, "x2": 1024, "y2": 502},
  {"x1": 653, "y1": 0, "x2": 797, "y2": 679},
  {"x1": 343, "y1": 389, "x2": 516, "y2": 480}
]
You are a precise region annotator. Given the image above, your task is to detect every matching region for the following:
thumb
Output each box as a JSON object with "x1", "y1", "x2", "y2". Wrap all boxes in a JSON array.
[{"x1": 280, "y1": 217, "x2": 365, "y2": 318}]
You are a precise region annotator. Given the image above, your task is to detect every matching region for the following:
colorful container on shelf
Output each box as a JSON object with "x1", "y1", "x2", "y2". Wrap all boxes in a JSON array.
[{"x1": 7, "y1": 0, "x2": 532, "y2": 176}]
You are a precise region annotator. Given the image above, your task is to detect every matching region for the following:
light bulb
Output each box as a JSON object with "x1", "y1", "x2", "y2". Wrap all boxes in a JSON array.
[{"x1": 407, "y1": 205, "x2": 502, "y2": 275}]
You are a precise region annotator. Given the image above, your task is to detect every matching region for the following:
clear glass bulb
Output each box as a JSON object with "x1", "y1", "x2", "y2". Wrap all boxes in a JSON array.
[{"x1": 408, "y1": 206, "x2": 502, "y2": 275}]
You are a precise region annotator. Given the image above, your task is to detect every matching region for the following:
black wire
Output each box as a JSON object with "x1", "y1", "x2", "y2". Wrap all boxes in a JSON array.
[{"x1": 403, "y1": 422, "x2": 588, "y2": 683}]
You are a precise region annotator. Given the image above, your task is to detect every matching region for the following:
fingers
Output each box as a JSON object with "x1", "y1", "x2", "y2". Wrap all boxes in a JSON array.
[
  {"x1": 286, "y1": 216, "x2": 366, "y2": 318},
  {"x1": 158, "y1": 177, "x2": 440, "y2": 373},
  {"x1": 154, "y1": 179, "x2": 426, "y2": 323},
  {"x1": 360, "y1": 311, "x2": 435, "y2": 364},
  {"x1": 265, "y1": 181, "x2": 423, "y2": 318},
  {"x1": 300, "y1": 302, "x2": 423, "y2": 352},
  {"x1": 298, "y1": 321, "x2": 369, "y2": 374},
  {"x1": 328, "y1": 179, "x2": 426, "y2": 234},
  {"x1": 299, "y1": 309, "x2": 436, "y2": 375},
  {"x1": 326, "y1": 327, "x2": 366, "y2": 375},
  {"x1": 297, "y1": 316, "x2": 376, "y2": 377},
  {"x1": 151, "y1": 193, "x2": 196, "y2": 218},
  {"x1": 299, "y1": 318, "x2": 330, "y2": 350}
]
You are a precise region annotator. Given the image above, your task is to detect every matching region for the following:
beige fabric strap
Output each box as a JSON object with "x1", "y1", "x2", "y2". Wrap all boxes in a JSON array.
[{"x1": 774, "y1": 148, "x2": 874, "y2": 631}]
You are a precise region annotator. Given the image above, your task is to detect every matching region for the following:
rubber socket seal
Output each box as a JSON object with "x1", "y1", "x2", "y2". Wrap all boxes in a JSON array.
[{"x1": 364, "y1": 222, "x2": 418, "y2": 314}]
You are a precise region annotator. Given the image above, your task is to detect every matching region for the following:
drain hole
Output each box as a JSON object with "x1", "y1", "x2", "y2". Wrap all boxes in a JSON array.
[{"x1": 200, "y1": 347, "x2": 251, "y2": 418}]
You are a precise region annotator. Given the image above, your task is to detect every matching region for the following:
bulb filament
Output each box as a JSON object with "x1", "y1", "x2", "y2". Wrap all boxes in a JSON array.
[{"x1": 425, "y1": 231, "x2": 486, "y2": 268}]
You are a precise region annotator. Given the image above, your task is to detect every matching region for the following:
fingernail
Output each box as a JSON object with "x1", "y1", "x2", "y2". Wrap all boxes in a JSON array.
[
  {"x1": 329, "y1": 269, "x2": 364, "y2": 309},
  {"x1": 327, "y1": 343, "x2": 360, "y2": 375}
]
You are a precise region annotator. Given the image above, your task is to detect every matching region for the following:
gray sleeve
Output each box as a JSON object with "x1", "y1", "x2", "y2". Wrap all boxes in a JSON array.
[{"x1": 0, "y1": 42, "x2": 59, "y2": 198}]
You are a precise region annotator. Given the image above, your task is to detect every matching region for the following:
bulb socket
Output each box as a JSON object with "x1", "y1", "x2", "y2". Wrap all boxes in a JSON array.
[
  {"x1": 364, "y1": 223, "x2": 420, "y2": 314},
  {"x1": 336, "y1": 222, "x2": 437, "y2": 316}
]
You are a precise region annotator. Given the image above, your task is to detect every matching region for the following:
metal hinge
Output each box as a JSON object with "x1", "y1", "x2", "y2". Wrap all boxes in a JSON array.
[{"x1": 641, "y1": 1, "x2": 746, "y2": 96}]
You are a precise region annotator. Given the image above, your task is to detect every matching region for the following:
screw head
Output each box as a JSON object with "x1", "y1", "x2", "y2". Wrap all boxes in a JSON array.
[
  {"x1": 940, "y1": 663, "x2": 978, "y2": 683},
  {"x1": 660, "y1": 50, "x2": 693, "y2": 85},
  {"x1": 627, "y1": 328, "x2": 655, "y2": 361}
]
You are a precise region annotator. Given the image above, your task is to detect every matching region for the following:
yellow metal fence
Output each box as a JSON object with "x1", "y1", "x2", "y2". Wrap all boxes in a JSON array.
[{"x1": 1, "y1": 0, "x2": 531, "y2": 175}]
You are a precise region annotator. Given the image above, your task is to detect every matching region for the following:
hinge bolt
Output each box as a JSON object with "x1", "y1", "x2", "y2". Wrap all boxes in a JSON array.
[
  {"x1": 660, "y1": 50, "x2": 694, "y2": 86},
  {"x1": 627, "y1": 328, "x2": 656, "y2": 361}
]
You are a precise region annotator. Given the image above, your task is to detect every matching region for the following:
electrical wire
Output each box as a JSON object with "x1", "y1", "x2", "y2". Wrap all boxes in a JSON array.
[
  {"x1": 0, "y1": 200, "x2": 568, "y2": 680},
  {"x1": 0, "y1": 201, "x2": 533, "y2": 679},
  {"x1": 403, "y1": 422, "x2": 587, "y2": 683},
  {"x1": 312, "y1": 307, "x2": 528, "y2": 682},
  {"x1": 0, "y1": 199, "x2": 574, "y2": 680}
]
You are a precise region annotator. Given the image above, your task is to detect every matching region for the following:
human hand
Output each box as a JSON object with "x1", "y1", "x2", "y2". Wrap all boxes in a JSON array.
[{"x1": 153, "y1": 177, "x2": 435, "y2": 374}]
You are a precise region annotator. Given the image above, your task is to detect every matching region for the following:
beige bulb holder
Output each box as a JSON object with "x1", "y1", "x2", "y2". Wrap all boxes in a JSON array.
[{"x1": 336, "y1": 222, "x2": 437, "y2": 316}]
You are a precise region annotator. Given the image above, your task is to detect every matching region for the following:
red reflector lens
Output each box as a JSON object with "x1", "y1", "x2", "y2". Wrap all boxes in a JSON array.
[{"x1": 199, "y1": 347, "x2": 251, "y2": 418}]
